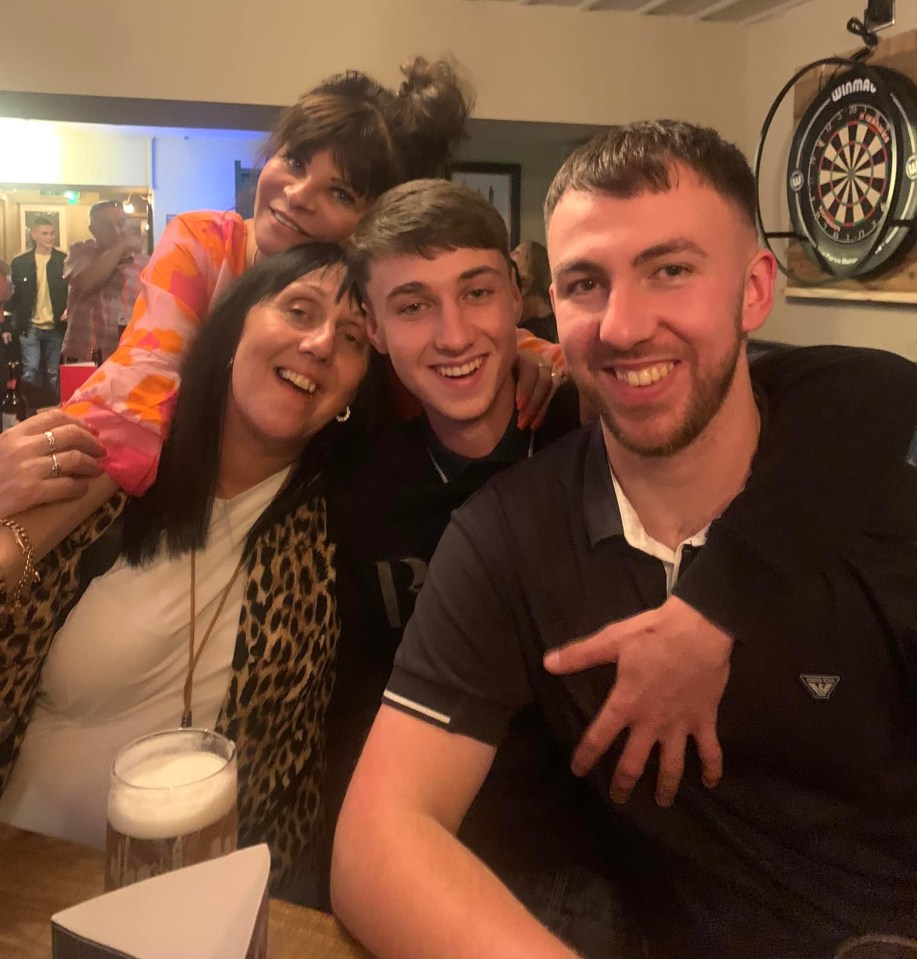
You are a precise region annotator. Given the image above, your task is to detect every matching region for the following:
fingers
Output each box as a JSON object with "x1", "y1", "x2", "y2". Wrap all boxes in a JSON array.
[
  {"x1": 513, "y1": 357, "x2": 539, "y2": 424},
  {"x1": 31, "y1": 476, "x2": 92, "y2": 508},
  {"x1": 694, "y1": 723, "x2": 723, "y2": 790},
  {"x1": 37, "y1": 423, "x2": 105, "y2": 460},
  {"x1": 517, "y1": 364, "x2": 555, "y2": 430},
  {"x1": 514, "y1": 352, "x2": 538, "y2": 399},
  {"x1": 9, "y1": 413, "x2": 106, "y2": 462},
  {"x1": 570, "y1": 695, "x2": 628, "y2": 777},
  {"x1": 514, "y1": 350, "x2": 558, "y2": 431},
  {"x1": 52, "y1": 448, "x2": 105, "y2": 478},
  {"x1": 0, "y1": 472, "x2": 91, "y2": 516},
  {"x1": 654, "y1": 730, "x2": 688, "y2": 807},
  {"x1": 28, "y1": 410, "x2": 103, "y2": 446},
  {"x1": 0, "y1": 411, "x2": 103, "y2": 457},
  {"x1": 616, "y1": 727, "x2": 717, "y2": 807},
  {"x1": 609, "y1": 729, "x2": 655, "y2": 804},
  {"x1": 544, "y1": 629, "x2": 621, "y2": 674}
]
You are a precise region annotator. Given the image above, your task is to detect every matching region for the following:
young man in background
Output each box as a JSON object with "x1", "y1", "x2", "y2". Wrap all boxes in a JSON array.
[{"x1": 8, "y1": 218, "x2": 67, "y2": 394}]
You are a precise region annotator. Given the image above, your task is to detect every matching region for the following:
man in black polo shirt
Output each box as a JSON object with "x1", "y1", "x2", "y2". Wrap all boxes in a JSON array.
[{"x1": 331, "y1": 126, "x2": 917, "y2": 959}]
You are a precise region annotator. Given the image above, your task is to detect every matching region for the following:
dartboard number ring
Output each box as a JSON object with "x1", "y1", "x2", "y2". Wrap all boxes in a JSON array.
[
  {"x1": 787, "y1": 64, "x2": 917, "y2": 279},
  {"x1": 811, "y1": 103, "x2": 890, "y2": 245}
]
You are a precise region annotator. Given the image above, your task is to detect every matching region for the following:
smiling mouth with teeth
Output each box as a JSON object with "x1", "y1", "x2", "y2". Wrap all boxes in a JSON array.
[
  {"x1": 435, "y1": 357, "x2": 484, "y2": 379},
  {"x1": 613, "y1": 362, "x2": 675, "y2": 387},
  {"x1": 277, "y1": 367, "x2": 317, "y2": 394},
  {"x1": 271, "y1": 209, "x2": 307, "y2": 236}
]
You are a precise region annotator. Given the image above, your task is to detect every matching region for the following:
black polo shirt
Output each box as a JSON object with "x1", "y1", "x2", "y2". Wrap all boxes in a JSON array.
[{"x1": 387, "y1": 401, "x2": 917, "y2": 956}]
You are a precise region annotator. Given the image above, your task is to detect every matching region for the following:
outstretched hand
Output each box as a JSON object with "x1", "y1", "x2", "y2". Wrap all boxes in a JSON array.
[{"x1": 543, "y1": 596, "x2": 732, "y2": 807}]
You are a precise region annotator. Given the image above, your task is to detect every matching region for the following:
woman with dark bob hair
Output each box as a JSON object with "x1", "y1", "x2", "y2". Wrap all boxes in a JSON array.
[{"x1": 0, "y1": 244, "x2": 378, "y2": 896}]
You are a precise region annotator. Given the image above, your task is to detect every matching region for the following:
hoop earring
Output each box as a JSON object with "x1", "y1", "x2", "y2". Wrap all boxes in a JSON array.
[{"x1": 335, "y1": 406, "x2": 351, "y2": 423}]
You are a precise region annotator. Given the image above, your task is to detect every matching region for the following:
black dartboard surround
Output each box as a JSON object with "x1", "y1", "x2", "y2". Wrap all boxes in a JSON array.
[{"x1": 787, "y1": 63, "x2": 917, "y2": 279}]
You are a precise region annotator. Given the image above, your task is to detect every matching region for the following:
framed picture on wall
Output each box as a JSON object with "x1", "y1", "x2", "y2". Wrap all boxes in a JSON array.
[
  {"x1": 19, "y1": 205, "x2": 67, "y2": 254},
  {"x1": 235, "y1": 161, "x2": 257, "y2": 220},
  {"x1": 449, "y1": 162, "x2": 521, "y2": 248}
]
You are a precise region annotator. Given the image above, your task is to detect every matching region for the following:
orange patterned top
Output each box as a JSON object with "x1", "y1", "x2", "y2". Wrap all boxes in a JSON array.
[{"x1": 64, "y1": 211, "x2": 250, "y2": 494}]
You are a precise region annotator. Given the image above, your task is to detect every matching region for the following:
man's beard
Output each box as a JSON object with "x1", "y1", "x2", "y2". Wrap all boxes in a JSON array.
[{"x1": 574, "y1": 311, "x2": 745, "y2": 459}]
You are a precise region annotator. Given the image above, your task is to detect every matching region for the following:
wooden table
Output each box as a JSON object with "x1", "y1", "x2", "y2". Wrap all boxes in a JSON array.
[{"x1": 0, "y1": 824, "x2": 370, "y2": 958}]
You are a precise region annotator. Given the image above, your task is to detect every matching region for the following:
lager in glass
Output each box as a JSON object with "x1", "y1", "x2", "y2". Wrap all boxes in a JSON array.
[{"x1": 105, "y1": 728, "x2": 238, "y2": 891}]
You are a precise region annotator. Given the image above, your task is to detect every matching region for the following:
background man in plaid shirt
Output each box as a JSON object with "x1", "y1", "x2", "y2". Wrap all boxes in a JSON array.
[{"x1": 63, "y1": 201, "x2": 148, "y2": 363}]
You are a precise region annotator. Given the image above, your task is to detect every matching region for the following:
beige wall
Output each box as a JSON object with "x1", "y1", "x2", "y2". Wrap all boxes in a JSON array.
[
  {"x1": 5, "y1": 0, "x2": 915, "y2": 357},
  {"x1": 3, "y1": 0, "x2": 747, "y2": 138},
  {"x1": 2, "y1": 0, "x2": 748, "y2": 264},
  {"x1": 747, "y1": 0, "x2": 917, "y2": 360}
]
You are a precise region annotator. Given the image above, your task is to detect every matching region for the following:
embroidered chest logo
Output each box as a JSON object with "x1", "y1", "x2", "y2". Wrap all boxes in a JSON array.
[{"x1": 799, "y1": 674, "x2": 841, "y2": 701}]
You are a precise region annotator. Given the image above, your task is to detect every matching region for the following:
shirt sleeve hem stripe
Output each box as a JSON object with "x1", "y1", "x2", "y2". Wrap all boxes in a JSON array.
[{"x1": 382, "y1": 690, "x2": 451, "y2": 726}]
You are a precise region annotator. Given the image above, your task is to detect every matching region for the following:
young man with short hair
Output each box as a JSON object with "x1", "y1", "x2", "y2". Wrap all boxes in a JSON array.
[
  {"x1": 329, "y1": 181, "x2": 622, "y2": 953},
  {"x1": 331, "y1": 127, "x2": 917, "y2": 959},
  {"x1": 7, "y1": 216, "x2": 67, "y2": 392},
  {"x1": 8, "y1": 218, "x2": 67, "y2": 392}
]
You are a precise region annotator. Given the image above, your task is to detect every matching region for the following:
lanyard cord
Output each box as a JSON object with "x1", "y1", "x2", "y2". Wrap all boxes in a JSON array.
[
  {"x1": 181, "y1": 550, "x2": 246, "y2": 729},
  {"x1": 427, "y1": 430, "x2": 535, "y2": 485}
]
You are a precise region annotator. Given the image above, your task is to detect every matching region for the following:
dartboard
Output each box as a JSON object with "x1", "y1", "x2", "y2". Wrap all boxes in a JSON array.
[{"x1": 787, "y1": 64, "x2": 917, "y2": 279}]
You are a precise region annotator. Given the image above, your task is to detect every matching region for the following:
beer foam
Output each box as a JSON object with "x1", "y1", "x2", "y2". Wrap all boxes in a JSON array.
[{"x1": 108, "y1": 749, "x2": 237, "y2": 841}]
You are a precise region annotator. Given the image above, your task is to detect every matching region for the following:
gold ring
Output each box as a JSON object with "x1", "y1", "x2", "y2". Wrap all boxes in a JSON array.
[
  {"x1": 44, "y1": 430, "x2": 56, "y2": 451},
  {"x1": 50, "y1": 452, "x2": 62, "y2": 479}
]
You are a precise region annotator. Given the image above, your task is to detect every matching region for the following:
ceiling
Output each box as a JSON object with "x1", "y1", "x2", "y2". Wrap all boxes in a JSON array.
[{"x1": 464, "y1": 0, "x2": 815, "y2": 26}]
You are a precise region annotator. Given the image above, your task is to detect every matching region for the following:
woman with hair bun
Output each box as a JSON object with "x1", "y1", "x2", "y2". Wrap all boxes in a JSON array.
[{"x1": 67, "y1": 57, "x2": 474, "y2": 497}]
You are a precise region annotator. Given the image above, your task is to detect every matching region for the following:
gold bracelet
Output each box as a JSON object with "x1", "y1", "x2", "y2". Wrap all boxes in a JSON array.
[{"x1": 0, "y1": 517, "x2": 40, "y2": 610}]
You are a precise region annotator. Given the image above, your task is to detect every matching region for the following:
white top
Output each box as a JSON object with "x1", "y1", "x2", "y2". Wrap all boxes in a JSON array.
[
  {"x1": 0, "y1": 468, "x2": 289, "y2": 848},
  {"x1": 609, "y1": 470, "x2": 709, "y2": 594}
]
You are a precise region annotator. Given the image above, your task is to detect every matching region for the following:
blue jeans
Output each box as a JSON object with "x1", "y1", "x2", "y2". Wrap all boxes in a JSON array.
[
  {"x1": 510, "y1": 865, "x2": 635, "y2": 958},
  {"x1": 19, "y1": 325, "x2": 63, "y2": 393}
]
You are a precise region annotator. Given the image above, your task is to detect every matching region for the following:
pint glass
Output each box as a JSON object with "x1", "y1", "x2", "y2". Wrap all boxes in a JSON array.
[{"x1": 105, "y1": 728, "x2": 238, "y2": 891}]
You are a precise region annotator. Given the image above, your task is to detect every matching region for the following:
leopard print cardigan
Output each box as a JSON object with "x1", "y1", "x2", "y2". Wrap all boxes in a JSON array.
[{"x1": 0, "y1": 490, "x2": 338, "y2": 892}]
